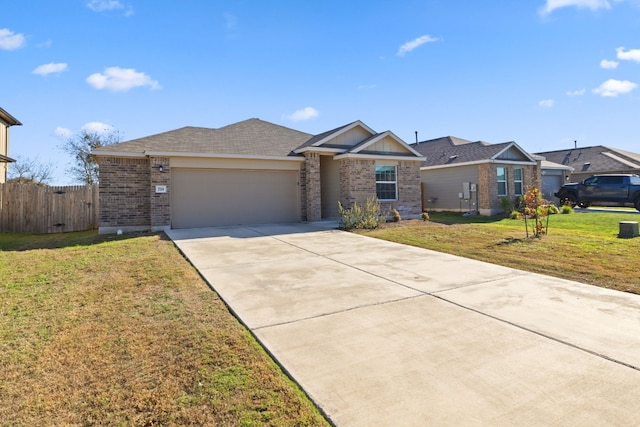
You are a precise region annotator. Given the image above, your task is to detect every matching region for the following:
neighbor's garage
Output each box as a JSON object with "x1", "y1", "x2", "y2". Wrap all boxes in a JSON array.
[{"x1": 171, "y1": 168, "x2": 301, "y2": 228}]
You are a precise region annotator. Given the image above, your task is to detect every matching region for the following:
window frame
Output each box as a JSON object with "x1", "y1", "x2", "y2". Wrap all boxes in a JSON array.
[
  {"x1": 513, "y1": 167, "x2": 523, "y2": 196},
  {"x1": 497, "y1": 166, "x2": 508, "y2": 196},
  {"x1": 375, "y1": 165, "x2": 398, "y2": 201}
]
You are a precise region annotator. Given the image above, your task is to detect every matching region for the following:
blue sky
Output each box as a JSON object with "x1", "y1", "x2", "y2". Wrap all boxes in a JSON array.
[{"x1": 3, "y1": 0, "x2": 640, "y2": 184}]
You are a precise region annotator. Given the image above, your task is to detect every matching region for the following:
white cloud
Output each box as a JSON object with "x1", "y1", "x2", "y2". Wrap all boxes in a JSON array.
[
  {"x1": 397, "y1": 35, "x2": 439, "y2": 56},
  {"x1": 616, "y1": 46, "x2": 640, "y2": 62},
  {"x1": 539, "y1": 0, "x2": 611, "y2": 15},
  {"x1": 32, "y1": 62, "x2": 68, "y2": 76},
  {"x1": 87, "y1": 0, "x2": 133, "y2": 16},
  {"x1": 86, "y1": 67, "x2": 160, "y2": 92},
  {"x1": 600, "y1": 59, "x2": 619, "y2": 69},
  {"x1": 593, "y1": 78, "x2": 637, "y2": 96},
  {"x1": 538, "y1": 99, "x2": 555, "y2": 108},
  {"x1": 284, "y1": 107, "x2": 319, "y2": 122},
  {"x1": 82, "y1": 122, "x2": 114, "y2": 134},
  {"x1": 0, "y1": 28, "x2": 26, "y2": 50},
  {"x1": 566, "y1": 88, "x2": 586, "y2": 96},
  {"x1": 55, "y1": 127, "x2": 73, "y2": 137},
  {"x1": 87, "y1": 0, "x2": 122, "y2": 11}
]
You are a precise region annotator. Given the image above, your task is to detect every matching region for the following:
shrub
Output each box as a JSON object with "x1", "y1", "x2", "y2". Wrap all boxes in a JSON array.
[
  {"x1": 509, "y1": 210, "x2": 523, "y2": 219},
  {"x1": 547, "y1": 204, "x2": 559, "y2": 215},
  {"x1": 500, "y1": 196, "x2": 513, "y2": 216},
  {"x1": 421, "y1": 212, "x2": 430, "y2": 221},
  {"x1": 338, "y1": 198, "x2": 384, "y2": 230},
  {"x1": 392, "y1": 209, "x2": 401, "y2": 222},
  {"x1": 561, "y1": 204, "x2": 574, "y2": 214}
]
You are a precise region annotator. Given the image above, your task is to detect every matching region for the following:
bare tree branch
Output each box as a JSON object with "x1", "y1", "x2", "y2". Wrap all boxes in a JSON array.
[{"x1": 60, "y1": 130, "x2": 120, "y2": 184}]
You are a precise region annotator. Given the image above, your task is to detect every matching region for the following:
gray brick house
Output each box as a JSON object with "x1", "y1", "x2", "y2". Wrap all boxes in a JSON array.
[{"x1": 93, "y1": 118, "x2": 425, "y2": 233}]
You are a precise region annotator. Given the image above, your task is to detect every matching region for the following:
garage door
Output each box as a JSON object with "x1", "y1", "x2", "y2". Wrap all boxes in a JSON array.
[
  {"x1": 542, "y1": 174, "x2": 563, "y2": 201},
  {"x1": 171, "y1": 168, "x2": 300, "y2": 228}
]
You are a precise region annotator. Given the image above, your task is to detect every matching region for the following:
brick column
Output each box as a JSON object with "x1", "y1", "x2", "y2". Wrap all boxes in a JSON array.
[
  {"x1": 149, "y1": 156, "x2": 171, "y2": 231},
  {"x1": 304, "y1": 152, "x2": 321, "y2": 222}
]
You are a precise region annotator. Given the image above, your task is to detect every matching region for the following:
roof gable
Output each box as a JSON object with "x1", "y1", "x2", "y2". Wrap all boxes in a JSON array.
[{"x1": 413, "y1": 136, "x2": 535, "y2": 167}]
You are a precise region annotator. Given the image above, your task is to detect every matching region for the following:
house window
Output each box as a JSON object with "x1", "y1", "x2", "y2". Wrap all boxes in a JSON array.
[
  {"x1": 497, "y1": 167, "x2": 507, "y2": 196},
  {"x1": 513, "y1": 168, "x2": 523, "y2": 196},
  {"x1": 375, "y1": 165, "x2": 397, "y2": 201}
]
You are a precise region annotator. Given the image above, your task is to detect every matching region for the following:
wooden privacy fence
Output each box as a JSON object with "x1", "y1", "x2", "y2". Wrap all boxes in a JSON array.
[{"x1": 0, "y1": 183, "x2": 98, "y2": 233}]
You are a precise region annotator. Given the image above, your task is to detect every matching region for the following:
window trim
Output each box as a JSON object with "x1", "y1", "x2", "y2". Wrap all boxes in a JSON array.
[
  {"x1": 497, "y1": 166, "x2": 508, "y2": 196},
  {"x1": 375, "y1": 165, "x2": 398, "y2": 201},
  {"x1": 513, "y1": 167, "x2": 523, "y2": 196}
]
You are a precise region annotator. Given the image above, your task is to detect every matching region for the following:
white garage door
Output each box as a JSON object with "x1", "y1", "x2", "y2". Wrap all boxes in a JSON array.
[{"x1": 171, "y1": 168, "x2": 300, "y2": 228}]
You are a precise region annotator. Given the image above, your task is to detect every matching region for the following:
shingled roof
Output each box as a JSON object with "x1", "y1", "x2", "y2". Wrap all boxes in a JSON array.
[
  {"x1": 411, "y1": 136, "x2": 517, "y2": 167},
  {"x1": 96, "y1": 118, "x2": 313, "y2": 157},
  {"x1": 536, "y1": 146, "x2": 640, "y2": 173}
]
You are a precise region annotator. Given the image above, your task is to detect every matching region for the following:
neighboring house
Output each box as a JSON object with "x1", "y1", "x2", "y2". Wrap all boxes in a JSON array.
[
  {"x1": 412, "y1": 136, "x2": 542, "y2": 215},
  {"x1": 93, "y1": 118, "x2": 425, "y2": 233},
  {"x1": 536, "y1": 145, "x2": 640, "y2": 183},
  {"x1": 0, "y1": 107, "x2": 22, "y2": 184},
  {"x1": 535, "y1": 156, "x2": 574, "y2": 201}
]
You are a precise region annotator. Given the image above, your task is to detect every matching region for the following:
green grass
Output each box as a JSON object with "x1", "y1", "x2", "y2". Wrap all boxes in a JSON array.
[
  {"x1": 0, "y1": 232, "x2": 329, "y2": 426},
  {"x1": 359, "y1": 211, "x2": 640, "y2": 294}
]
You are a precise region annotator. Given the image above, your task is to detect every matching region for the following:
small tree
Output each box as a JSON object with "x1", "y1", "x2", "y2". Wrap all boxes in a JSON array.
[
  {"x1": 7, "y1": 156, "x2": 54, "y2": 185},
  {"x1": 61, "y1": 129, "x2": 120, "y2": 184},
  {"x1": 523, "y1": 187, "x2": 551, "y2": 238}
]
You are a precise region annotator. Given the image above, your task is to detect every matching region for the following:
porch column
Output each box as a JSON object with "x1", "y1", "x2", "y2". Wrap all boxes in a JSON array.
[{"x1": 304, "y1": 152, "x2": 321, "y2": 222}]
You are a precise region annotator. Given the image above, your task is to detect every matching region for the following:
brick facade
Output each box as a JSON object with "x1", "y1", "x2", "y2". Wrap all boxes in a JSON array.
[
  {"x1": 304, "y1": 152, "x2": 321, "y2": 222},
  {"x1": 98, "y1": 156, "x2": 151, "y2": 232},
  {"x1": 478, "y1": 162, "x2": 541, "y2": 215},
  {"x1": 339, "y1": 158, "x2": 376, "y2": 208},
  {"x1": 337, "y1": 158, "x2": 422, "y2": 218},
  {"x1": 149, "y1": 156, "x2": 171, "y2": 230}
]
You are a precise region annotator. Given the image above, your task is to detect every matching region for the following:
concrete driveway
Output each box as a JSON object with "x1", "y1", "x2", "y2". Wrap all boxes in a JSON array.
[{"x1": 167, "y1": 223, "x2": 640, "y2": 426}]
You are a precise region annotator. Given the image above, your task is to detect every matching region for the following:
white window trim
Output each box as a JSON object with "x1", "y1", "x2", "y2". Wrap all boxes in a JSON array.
[
  {"x1": 375, "y1": 165, "x2": 398, "y2": 201},
  {"x1": 513, "y1": 167, "x2": 523, "y2": 196},
  {"x1": 497, "y1": 166, "x2": 508, "y2": 196}
]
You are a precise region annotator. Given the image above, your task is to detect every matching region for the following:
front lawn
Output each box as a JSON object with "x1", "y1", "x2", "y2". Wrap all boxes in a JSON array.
[
  {"x1": 0, "y1": 232, "x2": 329, "y2": 426},
  {"x1": 358, "y1": 212, "x2": 640, "y2": 294}
]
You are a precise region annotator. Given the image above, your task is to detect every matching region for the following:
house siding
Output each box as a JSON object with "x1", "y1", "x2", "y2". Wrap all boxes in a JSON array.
[
  {"x1": 480, "y1": 163, "x2": 540, "y2": 215},
  {"x1": 1, "y1": 121, "x2": 8, "y2": 183},
  {"x1": 421, "y1": 165, "x2": 479, "y2": 212},
  {"x1": 98, "y1": 157, "x2": 151, "y2": 232}
]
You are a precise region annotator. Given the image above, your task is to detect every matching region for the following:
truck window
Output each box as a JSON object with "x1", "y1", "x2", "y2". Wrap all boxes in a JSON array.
[
  {"x1": 631, "y1": 176, "x2": 640, "y2": 185},
  {"x1": 584, "y1": 176, "x2": 598, "y2": 185},
  {"x1": 600, "y1": 176, "x2": 623, "y2": 185}
]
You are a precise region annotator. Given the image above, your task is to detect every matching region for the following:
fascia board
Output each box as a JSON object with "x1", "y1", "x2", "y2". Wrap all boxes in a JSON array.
[
  {"x1": 144, "y1": 151, "x2": 305, "y2": 162},
  {"x1": 293, "y1": 146, "x2": 345, "y2": 154},
  {"x1": 310, "y1": 120, "x2": 376, "y2": 147},
  {"x1": 92, "y1": 151, "x2": 145, "y2": 158},
  {"x1": 492, "y1": 142, "x2": 537, "y2": 162},
  {"x1": 334, "y1": 153, "x2": 425, "y2": 161},
  {"x1": 351, "y1": 130, "x2": 423, "y2": 157}
]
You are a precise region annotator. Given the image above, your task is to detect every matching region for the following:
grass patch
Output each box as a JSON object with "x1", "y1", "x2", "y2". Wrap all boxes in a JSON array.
[
  {"x1": 359, "y1": 212, "x2": 640, "y2": 294},
  {"x1": 0, "y1": 232, "x2": 329, "y2": 426}
]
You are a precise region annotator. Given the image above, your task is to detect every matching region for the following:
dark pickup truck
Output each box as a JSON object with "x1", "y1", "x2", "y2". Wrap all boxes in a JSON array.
[{"x1": 555, "y1": 174, "x2": 640, "y2": 211}]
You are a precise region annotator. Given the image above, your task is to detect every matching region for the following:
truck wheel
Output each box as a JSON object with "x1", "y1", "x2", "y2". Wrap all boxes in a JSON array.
[
  {"x1": 560, "y1": 194, "x2": 577, "y2": 207},
  {"x1": 635, "y1": 198, "x2": 640, "y2": 212}
]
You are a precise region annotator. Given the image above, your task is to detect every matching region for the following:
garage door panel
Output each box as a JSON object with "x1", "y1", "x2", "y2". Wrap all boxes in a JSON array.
[{"x1": 172, "y1": 169, "x2": 300, "y2": 228}]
